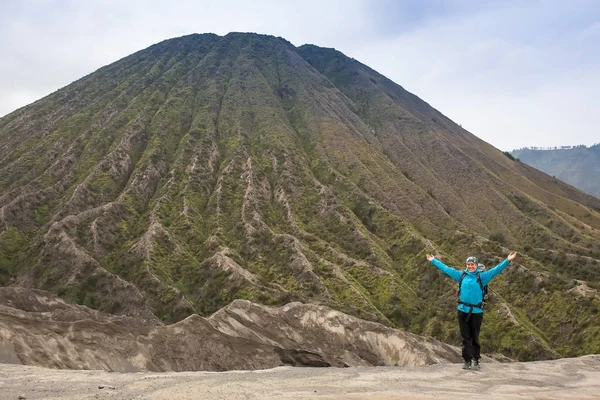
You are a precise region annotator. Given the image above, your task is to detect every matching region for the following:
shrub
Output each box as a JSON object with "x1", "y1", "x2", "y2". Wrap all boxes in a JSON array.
[
  {"x1": 489, "y1": 232, "x2": 507, "y2": 244},
  {"x1": 503, "y1": 151, "x2": 516, "y2": 161}
]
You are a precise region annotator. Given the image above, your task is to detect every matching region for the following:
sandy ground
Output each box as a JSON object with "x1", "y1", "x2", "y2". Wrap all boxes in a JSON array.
[{"x1": 1, "y1": 355, "x2": 599, "y2": 400}]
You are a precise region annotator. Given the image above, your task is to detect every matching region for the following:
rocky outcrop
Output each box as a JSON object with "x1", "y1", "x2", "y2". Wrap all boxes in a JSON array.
[
  {"x1": 208, "y1": 300, "x2": 462, "y2": 367},
  {"x1": 0, "y1": 287, "x2": 462, "y2": 371}
]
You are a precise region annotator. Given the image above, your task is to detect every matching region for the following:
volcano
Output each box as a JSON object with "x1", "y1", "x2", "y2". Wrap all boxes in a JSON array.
[{"x1": 1, "y1": 32, "x2": 599, "y2": 361}]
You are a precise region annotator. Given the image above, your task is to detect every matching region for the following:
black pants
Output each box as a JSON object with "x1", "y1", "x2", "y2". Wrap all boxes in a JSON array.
[{"x1": 458, "y1": 310, "x2": 483, "y2": 362}]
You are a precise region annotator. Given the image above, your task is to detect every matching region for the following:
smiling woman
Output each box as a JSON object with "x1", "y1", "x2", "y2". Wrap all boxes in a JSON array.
[{"x1": 425, "y1": 252, "x2": 518, "y2": 370}]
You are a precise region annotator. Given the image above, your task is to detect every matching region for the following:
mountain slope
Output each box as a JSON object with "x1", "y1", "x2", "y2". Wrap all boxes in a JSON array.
[
  {"x1": 511, "y1": 145, "x2": 600, "y2": 198},
  {"x1": 1, "y1": 33, "x2": 599, "y2": 361}
]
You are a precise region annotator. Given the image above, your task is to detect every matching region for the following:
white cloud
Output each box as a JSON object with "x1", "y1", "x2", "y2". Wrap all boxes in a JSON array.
[
  {"x1": 348, "y1": 1, "x2": 600, "y2": 150},
  {"x1": 0, "y1": 0, "x2": 370, "y2": 117},
  {"x1": 0, "y1": 0, "x2": 598, "y2": 150}
]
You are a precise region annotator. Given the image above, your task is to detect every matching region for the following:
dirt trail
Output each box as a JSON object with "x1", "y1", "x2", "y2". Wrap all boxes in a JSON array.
[{"x1": 1, "y1": 355, "x2": 598, "y2": 399}]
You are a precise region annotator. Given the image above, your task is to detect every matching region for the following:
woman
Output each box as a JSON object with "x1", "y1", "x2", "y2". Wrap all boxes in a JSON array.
[{"x1": 425, "y1": 251, "x2": 517, "y2": 370}]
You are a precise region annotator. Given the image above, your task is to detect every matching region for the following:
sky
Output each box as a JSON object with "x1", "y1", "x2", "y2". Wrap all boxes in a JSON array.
[{"x1": 1, "y1": 0, "x2": 599, "y2": 151}]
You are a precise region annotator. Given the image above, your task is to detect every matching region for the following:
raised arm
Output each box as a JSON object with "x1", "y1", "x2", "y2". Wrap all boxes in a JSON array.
[
  {"x1": 426, "y1": 254, "x2": 462, "y2": 282},
  {"x1": 480, "y1": 252, "x2": 517, "y2": 285}
]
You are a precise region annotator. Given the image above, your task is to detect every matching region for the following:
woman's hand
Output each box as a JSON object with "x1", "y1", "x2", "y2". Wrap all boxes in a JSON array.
[
  {"x1": 426, "y1": 254, "x2": 435, "y2": 262},
  {"x1": 508, "y1": 251, "x2": 517, "y2": 261}
]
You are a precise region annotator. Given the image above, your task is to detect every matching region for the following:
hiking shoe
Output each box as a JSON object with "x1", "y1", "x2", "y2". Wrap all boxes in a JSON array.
[
  {"x1": 462, "y1": 361, "x2": 471, "y2": 370},
  {"x1": 471, "y1": 359, "x2": 480, "y2": 370}
]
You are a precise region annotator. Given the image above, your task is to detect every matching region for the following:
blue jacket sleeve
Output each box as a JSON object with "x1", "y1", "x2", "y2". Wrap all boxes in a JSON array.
[
  {"x1": 480, "y1": 259, "x2": 511, "y2": 285},
  {"x1": 431, "y1": 258, "x2": 462, "y2": 282}
]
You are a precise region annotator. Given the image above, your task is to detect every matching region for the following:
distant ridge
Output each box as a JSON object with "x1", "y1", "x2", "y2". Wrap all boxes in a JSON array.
[{"x1": 512, "y1": 144, "x2": 600, "y2": 197}]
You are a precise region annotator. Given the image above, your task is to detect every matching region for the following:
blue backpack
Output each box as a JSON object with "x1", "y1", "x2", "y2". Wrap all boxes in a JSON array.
[{"x1": 457, "y1": 264, "x2": 489, "y2": 309}]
